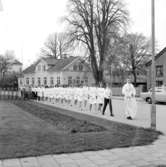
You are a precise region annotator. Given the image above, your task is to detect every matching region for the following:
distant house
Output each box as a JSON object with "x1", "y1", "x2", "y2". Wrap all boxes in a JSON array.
[
  {"x1": 18, "y1": 56, "x2": 95, "y2": 88},
  {"x1": 111, "y1": 70, "x2": 147, "y2": 87},
  {"x1": 146, "y1": 47, "x2": 166, "y2": 88},
  {"x1": 0, "y1": 59, "x2": 22, "y2": 88},
  {"x1": 8, "y1": 60, "x2": 23, "y2": 73}
]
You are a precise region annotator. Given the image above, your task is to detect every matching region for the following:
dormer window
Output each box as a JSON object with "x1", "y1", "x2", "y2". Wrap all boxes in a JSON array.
[
  {"x1": 38, "y1": 65, "x2": 41, "y2": 71},
  {"x1": 73, "y1": 65, "x2": 77, "y2": 71},
  {"x1": 43, "y1": 65, "x2": 46, "y2": 71},
  {"x1": 79, "y1": 64, "x2": 83, "y2": 71}
]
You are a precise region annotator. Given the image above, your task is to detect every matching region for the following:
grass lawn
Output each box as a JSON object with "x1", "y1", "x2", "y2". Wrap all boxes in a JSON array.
[{"x1": 0, "y1": 100, "x2": 162, "y2": 159}]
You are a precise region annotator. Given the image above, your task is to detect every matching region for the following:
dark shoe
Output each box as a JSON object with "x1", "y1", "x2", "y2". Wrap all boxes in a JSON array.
[
  {"x1": 127, "y1": 116, "x2": 132, "y2": 120},
  {"x1": 110, "y1": 113, "x2": 114, "y2": 117},
  {"x1": 102, "y1": 112, "x2": 104, "y2": 115},
  {"x1": 129, "y1": 116, "x2": 132, "y2": 120}
]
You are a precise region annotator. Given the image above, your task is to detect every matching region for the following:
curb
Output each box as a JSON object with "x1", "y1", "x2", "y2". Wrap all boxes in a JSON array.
[{"x1": 112, "y1": 96, "x2": 143, "y2": 102}]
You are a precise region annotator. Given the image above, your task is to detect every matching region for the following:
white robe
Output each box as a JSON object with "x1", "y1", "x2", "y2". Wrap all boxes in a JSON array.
[{"x1": 122, "y1": 83, "x2": 137, "y2": 118}]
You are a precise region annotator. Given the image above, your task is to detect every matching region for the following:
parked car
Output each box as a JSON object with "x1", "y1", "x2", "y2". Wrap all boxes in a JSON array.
[{"x1": 140, "y1": 87, "x2": 166, "y2": 103}]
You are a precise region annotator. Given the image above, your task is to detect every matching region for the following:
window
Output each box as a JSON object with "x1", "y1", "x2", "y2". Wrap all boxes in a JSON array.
[
  {"x1": 84, "y1": 76, "x2": 88, "y2": 83},
  {"x1": 43, "y1": 65, "x2": 46, "y2": 71},
  {"x1": 38, "y1": 77, "x2": 41, "y2": 86},
  {"x1": 38, "y1": 65, "x2": 41, "y2": 71},
  {"x1": 156, "y1": 65, "x2": 163, "y2": 77},
  {"x1": 156, "y1": 80, "x2": 163, "y2": 87},
  {"x1": 76, "y1": 76, "x2": 80, "y2": 85},
  {"x1": 50, "y1": 77, "x2": 54, "y2": 86},
  {"x1": 44, "y1": 77, "x2": 47, "y2": 86},
  {"x1": 73, "y1": 65, "x2": 77, "y2": 71},
  {"x1": 79, "y1": 64, "x2": 83, "y2": 71},
  {"x1": 68, "y1": 76, "x2": 72, "y2": 85},
  {"x1": 20, "y1": 79, "x2": 23, "y2": 85},
  {"x1": 57, "y1": 76, "x2": 60, "y2": 85},
  {"x1": 32, "y1": 77, "x2": 35, "y2": 85},
  {"x1": 26, "y1": 78, "x2": 29, "y2": 85}
]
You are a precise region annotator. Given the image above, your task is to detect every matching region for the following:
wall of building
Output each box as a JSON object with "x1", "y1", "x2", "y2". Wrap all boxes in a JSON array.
[
  {"x1": 18, "y1": 58, "x2": 95, "y2": 88},
  {"x1": 62, "y1": 71, "x2": 95, "y2": 86},
  {"x1": 7, "y1": 64, "x2": 22, "y2": 74},
  {"x1": 147, "y1": 52, "x2": 166, "y2": 89}
]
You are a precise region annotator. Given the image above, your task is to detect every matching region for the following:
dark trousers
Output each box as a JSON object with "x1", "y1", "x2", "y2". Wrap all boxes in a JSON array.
[{"x1": 102, "y1": 98, "x2": 113, "y2": 115}]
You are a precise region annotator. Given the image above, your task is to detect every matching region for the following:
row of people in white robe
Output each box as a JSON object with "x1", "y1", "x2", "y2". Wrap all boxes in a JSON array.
[
  {"x1": 32, "y1": 87, "x2": 108, "y2": 112},
  {"x1": 32, "y1": 83, "x2": 137, "y2": 119}
]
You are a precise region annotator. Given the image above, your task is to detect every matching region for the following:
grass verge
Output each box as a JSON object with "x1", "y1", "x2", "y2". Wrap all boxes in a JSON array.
[{"x1": 0, "y1": 100, "x2": 162, "y2": 159}]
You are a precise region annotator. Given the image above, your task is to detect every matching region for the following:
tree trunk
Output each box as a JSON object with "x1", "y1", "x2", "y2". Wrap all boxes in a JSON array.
[{"x1": 132, "y1": 70, "x2": 137, "y2": 87}]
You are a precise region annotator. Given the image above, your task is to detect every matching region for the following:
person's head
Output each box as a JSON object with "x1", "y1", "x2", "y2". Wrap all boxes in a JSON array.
[
  {"x1": 99, "y1": 82, "x2": 103, "y2": 88},
  {"x1": 126, "y1": 78, "x2": 131, "y2": 84},
  {"x1": 106, "y1": 82, "x2": 111, "y2": 88}
]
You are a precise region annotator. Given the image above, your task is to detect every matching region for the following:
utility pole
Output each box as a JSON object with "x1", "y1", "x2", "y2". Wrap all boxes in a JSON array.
[
  {"x1": 0, "y1": 0, "x2": 3, "y2": 11},
  {"x1": 151, "y1": 0, "x2": 156, "y2": 129}
]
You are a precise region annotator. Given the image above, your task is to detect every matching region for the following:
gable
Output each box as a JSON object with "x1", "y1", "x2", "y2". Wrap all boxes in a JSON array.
[
  {"x1": 146, "y1": 47, "x2": 166, "y2": 66},
  {"x1": 35, "y1": 59, "x2": 48, "y2": 72},
  {"x1": 48, "y1": 57, "x2": 77, "y2": 72},
  {"x1": 64, "y1": 58, "x2": 91, "y2": 72}
]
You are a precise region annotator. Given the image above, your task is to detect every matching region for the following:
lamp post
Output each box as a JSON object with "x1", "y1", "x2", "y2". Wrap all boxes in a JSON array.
[{"x1": 151, "y1": 0, "x2": 156, "y2": 129}]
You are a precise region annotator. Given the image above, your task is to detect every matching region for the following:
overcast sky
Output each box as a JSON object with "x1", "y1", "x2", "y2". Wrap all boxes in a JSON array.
[{"x1": 0, "y1": 0, "x2": 165, "y2": 68}]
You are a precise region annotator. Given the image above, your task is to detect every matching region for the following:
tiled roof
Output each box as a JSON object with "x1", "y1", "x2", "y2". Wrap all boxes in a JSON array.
[
  {"x1": 22, "y1": 57, "x2": 78, "y2": 74},
  {"x1": 10, "y1": 60, "x2": 22, "y2": 65},
  {"x1": 22, "y1": 60, "x2": 40, "y2": 74},
  {"x1": 22, "y1": 64, "x2": 36, "y2": 74},
  {"x1": 48, "y1": 57, "x2": 77, "y2": 72},
  {"x1": 42, "y1": 57, "x2": 58, "y2": 65},
  {"x1": 146, "y1": 47, "x2": 166, "y2": 66}
]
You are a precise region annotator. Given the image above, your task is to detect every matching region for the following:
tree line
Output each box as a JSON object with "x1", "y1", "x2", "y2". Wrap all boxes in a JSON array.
[
  {"x1": 1, "y1": 0, "x2": 151, "y2": 87},
  {"x1": 0, "y1": 50, "x2": 18, "y2": 88},
  {"x1": 41, "y1": 0, "x2": 151, "y2": 86}
]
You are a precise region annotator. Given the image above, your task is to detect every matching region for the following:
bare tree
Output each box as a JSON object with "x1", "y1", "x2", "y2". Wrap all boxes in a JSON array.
[
  {"x1": 107, "y1": 33, "x2": 151, "y2": 86},
  {"x1": 0, "y1": 51, "x2": 15, "y2": 78},
  {"x1": 41, "y1": 33, "x2": 58, "y2": 59},
  {"x1": 41, "y1": 32, "x2": 72, "y2": 59},
  {"x1": 123, "y1": 33, "x2": 151, "y2": 86},
  {"x1": 66, "y1": 0, "x2": 128, "y2": 85}
]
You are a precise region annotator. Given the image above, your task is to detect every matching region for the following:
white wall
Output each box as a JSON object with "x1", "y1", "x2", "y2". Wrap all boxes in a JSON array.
[{"x1": 8, "y1": 64, "x2": 22, "y2": 73}]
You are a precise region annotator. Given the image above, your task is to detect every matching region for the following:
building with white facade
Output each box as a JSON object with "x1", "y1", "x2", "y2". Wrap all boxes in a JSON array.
[
  {"x1": 18, "y1": 56, "x2": 95, "y2": 88},
  {"x1": 8, "y1": 60, "x2": 22, "y2": 73}
]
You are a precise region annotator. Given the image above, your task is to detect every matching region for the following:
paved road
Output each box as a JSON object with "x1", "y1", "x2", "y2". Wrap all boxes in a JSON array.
[
  {"x1": 41, "y1": 98, "x2": 166, "y2": 133},
  {"x1": 0, "y1": 100, "x2": 166, "y2": 167},
  {"x1": 111, "y1": 98, "x2": 166, "y2": 133}
]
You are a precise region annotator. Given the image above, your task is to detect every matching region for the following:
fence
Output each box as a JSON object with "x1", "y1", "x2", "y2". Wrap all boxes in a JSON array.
[{"x1": 0, "y1": 90, "x2": 22, "y2": 100}]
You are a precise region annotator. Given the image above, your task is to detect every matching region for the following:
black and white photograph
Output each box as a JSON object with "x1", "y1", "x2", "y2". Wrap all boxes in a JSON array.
[{"x1": 0, "y1": 0, "x2": 166, "y2": 166}]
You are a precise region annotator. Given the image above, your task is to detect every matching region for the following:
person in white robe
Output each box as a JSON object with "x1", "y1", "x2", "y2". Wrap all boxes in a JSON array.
[
  {"x1": 96, "y1": 85, "x2": 104, "y2": 113},
  {"x1": 122, "y1": 79, "x2": 137, "y2": 120}
]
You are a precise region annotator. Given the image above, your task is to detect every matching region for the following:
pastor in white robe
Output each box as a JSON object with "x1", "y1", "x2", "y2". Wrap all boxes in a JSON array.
[{"x1": 122, "y1": 82, "x2": 137, "y2": 119}]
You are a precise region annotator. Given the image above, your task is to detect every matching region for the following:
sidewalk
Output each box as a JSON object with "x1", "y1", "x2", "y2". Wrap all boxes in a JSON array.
[{"x1": 0, "y1": 100, "x2": 166, "y2": 167}]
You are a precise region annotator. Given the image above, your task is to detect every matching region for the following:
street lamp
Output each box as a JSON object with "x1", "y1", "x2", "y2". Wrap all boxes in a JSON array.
[{"x1": 151, "y1": 0, "x2": 156, "y2": 129}]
